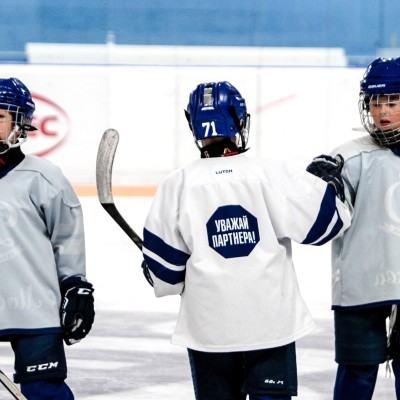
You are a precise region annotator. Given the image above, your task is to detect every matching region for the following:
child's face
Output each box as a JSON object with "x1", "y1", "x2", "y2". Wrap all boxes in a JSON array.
[
  {"x1": 0, "y1": 109, "x2": 13, "y2": 140},
  {"x1": 369, "y1": 94, "x2": 400, "y2": 132}
]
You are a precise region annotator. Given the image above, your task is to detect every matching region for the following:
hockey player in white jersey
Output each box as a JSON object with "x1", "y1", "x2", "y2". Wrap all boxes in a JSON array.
[
  {"x1": 142, "y1": 81, "x2": 350, "y2": 400},
  {"x1": 0, "y1": 78, "x2": 95, "y2": 399},
  {"x1": 306, "y1": 57, "x2": 400, "y2": 400}
]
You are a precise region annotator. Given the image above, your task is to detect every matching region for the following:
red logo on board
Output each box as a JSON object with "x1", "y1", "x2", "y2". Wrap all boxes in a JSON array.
[{"x1": 23, "y1": 93, "x2": 70, "y2": 157}]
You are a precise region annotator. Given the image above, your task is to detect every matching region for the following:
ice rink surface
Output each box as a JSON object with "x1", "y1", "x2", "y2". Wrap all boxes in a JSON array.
[{"x1": 0, "y1": 196, "x2": 396, "y2": 399}]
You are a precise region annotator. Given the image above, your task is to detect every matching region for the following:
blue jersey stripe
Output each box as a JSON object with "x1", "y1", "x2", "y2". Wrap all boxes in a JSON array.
[
  {"x1": 143, "y1": 227, "x2": 190, "y2": 265},
  {"x1": 312, "y1": 213, "x2": 344, "y2": 245},
  {"x1": 144, "y1": 254, "x2": 186, "y2": 285},
  {"x1": 302, "y1": 186, "x2": 344, "y2": 245}
]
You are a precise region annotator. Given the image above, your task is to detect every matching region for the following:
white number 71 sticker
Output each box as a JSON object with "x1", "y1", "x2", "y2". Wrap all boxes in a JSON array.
[{"x1": 202, "y1": 121, "x2": 218, "y2": 137}]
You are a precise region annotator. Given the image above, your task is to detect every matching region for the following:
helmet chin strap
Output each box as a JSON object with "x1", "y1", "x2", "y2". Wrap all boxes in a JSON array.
[
  {"x1": 0, "y1": 125, "x2": 26, "y2": 154},
  {"x1": 8, "y1": 125, "x2": 20, "y2": 144}
]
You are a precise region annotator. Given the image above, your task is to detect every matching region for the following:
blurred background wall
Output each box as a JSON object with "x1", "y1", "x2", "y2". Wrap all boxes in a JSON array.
[
  {"x1": 2, "y1": 0, "x2": 400, "y2": 66},
  {"x1": 1, "y1": 0, "x2": 399, "y2": 191}
]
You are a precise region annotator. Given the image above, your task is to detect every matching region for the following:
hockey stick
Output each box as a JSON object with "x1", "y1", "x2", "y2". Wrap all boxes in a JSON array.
[
  {"x1": 96, "y1": 129, "x2": 143, "y2": 251},
  {"x1": 0, "y1": 369, "x2": 26, "y2": 399}
]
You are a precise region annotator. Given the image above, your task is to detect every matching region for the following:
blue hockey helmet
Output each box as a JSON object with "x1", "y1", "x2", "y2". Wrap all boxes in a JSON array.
[
  {"x1": 0, "y1": 77, "x2": 36, "y2": 154},
  {"x1": 359, "y1": 57, "x2": 400, "y2": 145},
  {"x1": 360, "y1": 57, "x2": 400, "y2": 95},
  {"x1": 185, "y1": 81, "x2": 250, "y2": 152}
]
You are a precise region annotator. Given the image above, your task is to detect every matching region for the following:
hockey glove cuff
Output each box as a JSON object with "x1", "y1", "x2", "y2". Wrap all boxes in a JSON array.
[
  {"x1": 306, "y1": 154, "x2": 345, "y2": 202},
  {"x1": 141, "y1": 260, "x2": 154, "y2": 287},
  {"x1": 60, "y1": 276, "x2": 95, "y2": 346}
]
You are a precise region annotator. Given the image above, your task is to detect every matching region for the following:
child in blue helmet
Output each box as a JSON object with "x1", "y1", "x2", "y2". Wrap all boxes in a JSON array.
[
  {"x1": 0, "y1": 77, "x2": 95, "y2": 400},
  {"x1": 141, "y1": 81, "x2": 351, "y2": 399},
  {"x1": 307, "y1": 57, "x2": 400, "y2": 399}
]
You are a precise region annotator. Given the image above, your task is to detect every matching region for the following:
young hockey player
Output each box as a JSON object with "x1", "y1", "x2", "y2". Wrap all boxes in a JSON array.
[
  {"x1": 141, "y1": 81, "x2": 351, "y2": 399},
  {"x1": 306, "y1": 57, "x2": 400, "y2": 399},
  {"x1": 0, "y1": 77, "x2": 95, "y2": 399}
]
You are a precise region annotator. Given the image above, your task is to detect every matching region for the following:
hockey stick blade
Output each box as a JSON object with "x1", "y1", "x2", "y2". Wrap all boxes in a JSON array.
[
  {"x1": 0, "y1": 370, "x2": 27, "y2": 399},
  {"x1": 96, "y1": 129, "x2": 143, "y2": 251}
]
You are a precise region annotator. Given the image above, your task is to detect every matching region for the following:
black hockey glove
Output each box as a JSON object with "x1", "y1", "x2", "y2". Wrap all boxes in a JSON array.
[
  {"x1": 306, "y1": 154, "x2": 345, "y2": 202},
  {"x1": 141, "y1": 260, "x2": 154, "y2": 287},
  {"x1": 60, "y1": 277, "x2": 95, "y2": 346}
]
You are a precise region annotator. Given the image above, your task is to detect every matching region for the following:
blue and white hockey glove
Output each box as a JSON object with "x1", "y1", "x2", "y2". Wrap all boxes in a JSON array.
[
  {"x1": 306, "y1": 154, "x2": 345, "y2": 202},
  {"x1": 60, "y1": 276, "x2": 95, "y2": 346}
]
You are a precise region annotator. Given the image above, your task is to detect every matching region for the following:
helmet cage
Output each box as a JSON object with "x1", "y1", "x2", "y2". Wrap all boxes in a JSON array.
[
  {"x1": 0, "y1": 103, "x2": 30, "y2": 154},
  {"x1": 359, "y1": 57, "x2": 400, "y2": 145},
  {"x1": 359, "y1": 93, "x2": 400, "y2": 146},
  {"x1": 0, "y1": 78, "x2": 36, "y2": 154},
  {"x1": 234, "y1": 110, "x2": 250, "y2": 151}
]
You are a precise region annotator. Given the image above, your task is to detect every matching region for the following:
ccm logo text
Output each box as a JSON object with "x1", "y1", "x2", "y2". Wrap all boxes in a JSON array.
[{"x1": 26, "y1": 362, "x2": 59, "y2": 372}]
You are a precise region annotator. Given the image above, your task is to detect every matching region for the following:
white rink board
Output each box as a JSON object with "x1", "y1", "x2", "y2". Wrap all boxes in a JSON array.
[{"x1": 0, "y1": 64, "x2": 364, "y2": 185}]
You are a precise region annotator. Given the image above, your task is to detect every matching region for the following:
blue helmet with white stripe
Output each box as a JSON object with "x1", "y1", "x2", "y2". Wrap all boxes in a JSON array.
[{"x1": 185, "y1": 81, "x2": 250, "y2": 152}]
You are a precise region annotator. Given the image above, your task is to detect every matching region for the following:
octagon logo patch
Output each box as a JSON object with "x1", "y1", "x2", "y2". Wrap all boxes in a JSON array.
[{"x1": 206, "y1": 205, "x2": 260, "y2": 258}]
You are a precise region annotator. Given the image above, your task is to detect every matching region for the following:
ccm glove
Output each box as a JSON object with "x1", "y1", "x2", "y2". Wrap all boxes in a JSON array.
[
  {"x1": 306, "y1": 154, "x2": 345, "y2": 202},
  {"x1": 60, "y1": 277, "x2": 95, "y2": 345}
]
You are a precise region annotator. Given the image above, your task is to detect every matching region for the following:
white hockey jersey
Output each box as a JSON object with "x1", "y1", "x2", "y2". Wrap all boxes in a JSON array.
[
  {"x1": 143, "y1": 154, "x2": 350, "y2": 352},
  {"x1": 0, "y1": 154, "x2": 86, "y2": 336},
  {"x1": 331, "y1": 135, "x2": 400, "y2": 309}
]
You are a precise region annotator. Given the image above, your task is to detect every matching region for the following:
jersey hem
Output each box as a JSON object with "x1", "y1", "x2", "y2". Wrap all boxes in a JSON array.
[
  {"x1": 0, "y1": 327, "x2": 63, "y2": 338},
  {"x1": 332, "y1": 299, "x2": 400, "y2": 311},
  {"x1": 171, "y1": 323, "x2": 317, "y2": 352}
]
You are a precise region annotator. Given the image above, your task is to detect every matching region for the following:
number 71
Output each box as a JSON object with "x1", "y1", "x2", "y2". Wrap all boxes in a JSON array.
[{"x1": 202, "y1": 121, "x2": 218, "y2": 137}]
